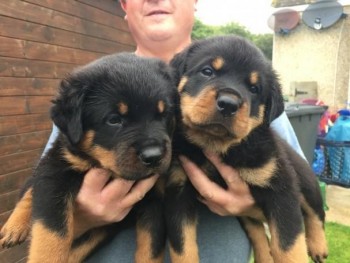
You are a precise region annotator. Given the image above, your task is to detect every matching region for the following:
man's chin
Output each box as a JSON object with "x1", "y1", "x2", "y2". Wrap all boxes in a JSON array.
[
  {"x1": 147, "y1": 13, "x2": 171, "y2": 22},
  {"x1": 147, "y1": 27, "x2": 174, "y2": 41}
]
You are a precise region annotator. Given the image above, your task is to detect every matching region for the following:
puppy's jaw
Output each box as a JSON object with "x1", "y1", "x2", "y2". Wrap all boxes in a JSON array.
[{"x1": 180, "y1": 86, "x2": 265, "y2": 153}]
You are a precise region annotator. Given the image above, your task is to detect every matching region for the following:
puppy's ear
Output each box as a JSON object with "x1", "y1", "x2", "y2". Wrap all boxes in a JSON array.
[
  {"x1": 51, "y1": 76, "x2": 86, "y2": 145},
  {"x1": 170, "y1": 48, "x2": 191, "y2": 84},
  {"x1": 265, "y1": 73, "x2": 285, "y2": 124},
  {"x1": 157, "y1": 60, "x2": 176, "y2": 86}
]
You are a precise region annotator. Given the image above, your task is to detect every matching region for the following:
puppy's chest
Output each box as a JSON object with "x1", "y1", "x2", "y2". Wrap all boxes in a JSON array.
[
  {"x1": 222, "y1": 139, "x2": 278, "y2": 187},
  {"x1": 173, "y1": 127, "x2": 278, "y2": 188}
]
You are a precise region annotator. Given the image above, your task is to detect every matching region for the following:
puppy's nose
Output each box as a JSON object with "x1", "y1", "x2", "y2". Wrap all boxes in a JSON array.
[
  {"x1": 216, "y1": 94, "x2": 241, "y2": 117},
  {"x1": 138, "y1": 146, "x2": 164, "y2": 167}
]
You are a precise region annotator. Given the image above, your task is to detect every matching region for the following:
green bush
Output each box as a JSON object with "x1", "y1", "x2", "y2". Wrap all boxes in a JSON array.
[{"x1": 192, "y1": 19, "x2": 273, "y2": 60}]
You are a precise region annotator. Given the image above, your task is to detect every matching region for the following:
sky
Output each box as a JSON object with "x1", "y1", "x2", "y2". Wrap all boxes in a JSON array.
[
  {"x1": 195, "y1": 0, "x2": 350, "y2": 34},
  {"x1": 195, "y1": 0, "x2": 275, "y2": 34}
]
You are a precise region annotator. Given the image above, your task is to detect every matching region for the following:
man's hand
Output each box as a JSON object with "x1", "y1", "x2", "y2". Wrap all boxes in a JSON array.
[
  {"x1": 179, "y1": 151, "x2": 254, "y2": 216},
  {"x1": 74, "y1": 168, "x2": 159, "y2": 237}
]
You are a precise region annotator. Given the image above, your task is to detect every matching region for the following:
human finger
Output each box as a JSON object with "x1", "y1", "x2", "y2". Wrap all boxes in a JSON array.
[
  {"x1": 204, "y1": 151, "x2": 243, "y2": 187},
  {"x1": 80, "y1": 168, "x2": 111, "y2": 194},
  {"x1": 100, "y1": 177, "x2": 135, "y2": 203},
  {"x1": 179, "y1": 155, "x2": 226, "y2": 201},
  {"x1": 121, "y1": 174, "x2": 160, "y2": 207},
  {"x1": 199, "y1": 198, "x2": 230, "y2": 216},
  {"x1": 181, "y1": 154, "x2": 255, "y2": 216}
]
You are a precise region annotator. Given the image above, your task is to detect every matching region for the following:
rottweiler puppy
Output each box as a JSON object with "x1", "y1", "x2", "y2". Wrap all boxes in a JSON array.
[
  {"x1": 0, "y1": 53, "x2": 177, "y2": 262},
  {"x1": 166, "y1": 35, "x2": 328, "y2": 263}
]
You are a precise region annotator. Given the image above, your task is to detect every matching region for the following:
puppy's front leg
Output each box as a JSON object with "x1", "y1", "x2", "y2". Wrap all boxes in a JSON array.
[
  {"x1": 0, "y1": 187, "x2": 32, "y2": 248},
  {"x1": 240, "y1": 216, "x2": 273, "y2": 263},
  {"x1": 266, "y1": 194, "x2": 308, "y2": 263},
  {"x1": 135, "y1": 199, "x2": 166, "y2": 263},
  {"x1": 28, "y1": 197, "x2": 74, "y2": 263},
  {"x1": 167, "y1": 220, "x2": 198, "y2": 263},
  {"x1": 300, "y1": 197, "x2": 328, "y2": 263},
  {"x1": 68, "y1": 228, "x2": 108, "y2": 263},
  {"x1": 165, "y1": 167, "x2": 199, "y2": 263}
]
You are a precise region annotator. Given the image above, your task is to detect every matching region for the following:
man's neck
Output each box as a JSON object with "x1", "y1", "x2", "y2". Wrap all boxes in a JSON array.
[{"x1": 134, "y1": 37, "x2": 191, "y2": 63}]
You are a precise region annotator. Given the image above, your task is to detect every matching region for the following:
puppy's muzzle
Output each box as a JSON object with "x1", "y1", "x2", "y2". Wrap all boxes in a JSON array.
[
  {"x1": 216, "y1": 92, "x2": 243, "y2": 118},
  {"x1": 137, "y1": 141, "x2": 165, "y2": 167}
]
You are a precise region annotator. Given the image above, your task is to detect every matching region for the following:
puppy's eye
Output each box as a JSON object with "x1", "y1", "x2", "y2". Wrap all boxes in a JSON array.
[
  {"x1": 106, "y1": 114, "x2": 123, "y2": 127},
  {"x1": 201, "y1": 66, "x2": 214, "y2": 77},
  {"x1": 249, "y1": 85, "x2": 260, "y2": 94}
]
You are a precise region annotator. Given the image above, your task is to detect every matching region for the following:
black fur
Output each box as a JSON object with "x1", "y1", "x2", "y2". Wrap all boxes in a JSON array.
[
  {"x1": 1, "y1": 53, "x2": 177, "y2": 262},
  {"x1": 166, "y1": 35, "x2": 327, "y2": 263}
]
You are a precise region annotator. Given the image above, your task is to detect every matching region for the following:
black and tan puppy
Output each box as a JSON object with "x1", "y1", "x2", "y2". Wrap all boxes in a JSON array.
[
  {"x1": 0, "y1": 53, "x2": 177, "y2": 262},
  {"x1": 166, "y1": 35, "x2": 328, "y2": 263}
]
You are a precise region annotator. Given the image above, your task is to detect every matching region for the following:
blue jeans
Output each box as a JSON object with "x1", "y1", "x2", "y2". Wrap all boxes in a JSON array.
[{"x1": 85, "y1": 204, "x2": 251, "y2": 263}]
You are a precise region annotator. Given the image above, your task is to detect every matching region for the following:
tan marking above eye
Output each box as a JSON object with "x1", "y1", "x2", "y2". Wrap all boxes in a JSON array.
[
  {"x1": 158, "y1": 100, "x2": 165, "y2": 113},
  {"x1": 178, "y1": 76, "x2": 188, "y2": 93},
  {"x1": 250, "y1": 71, "x2": 259, "y2": 85},
  {"x1": 118, "y1": 102, "x2": 128, "y2": 115},
  {"x1": 212, "y1": 57, "x2": 225, "y2": 70}
]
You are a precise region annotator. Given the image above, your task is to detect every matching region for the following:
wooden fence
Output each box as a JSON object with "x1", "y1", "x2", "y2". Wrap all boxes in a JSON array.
[{"x1": 0, "y1": 0, "x2": 135, "y2": 261}]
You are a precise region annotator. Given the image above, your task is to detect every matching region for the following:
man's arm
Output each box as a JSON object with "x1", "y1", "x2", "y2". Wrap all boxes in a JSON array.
[{"x1": 270, "y1": 111, "x2": 306, "y2": 159}]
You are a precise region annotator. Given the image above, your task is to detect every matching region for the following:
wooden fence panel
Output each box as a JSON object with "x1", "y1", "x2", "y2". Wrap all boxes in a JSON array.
[
  {"x1": 0, "y1": 1, "x2": 134, "y2": 45},
  {"x1": 0, "y1": 113, "x2": 52, "y2": 136},
  {"x1": 0, "y1": 16, "x2": 134, "y2": 54},
  {"x1": 0, "y1": 1, "x2": 134, "y2": 261}
]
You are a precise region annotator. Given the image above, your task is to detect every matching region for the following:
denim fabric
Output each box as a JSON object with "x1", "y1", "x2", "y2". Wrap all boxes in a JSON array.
[
  {"x1": 271, "y1": 112, "x2": 306, "y2": 159},
  {"x1": 85, "y1": 204, "x2": 251, "y2": 263}
]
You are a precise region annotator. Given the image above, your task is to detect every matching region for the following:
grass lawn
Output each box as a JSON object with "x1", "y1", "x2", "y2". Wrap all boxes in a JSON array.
[
  {"x1": 324, "y1": 221, "x2": 350, "y2": 263},
  {"x1": 249, "y1": 221, "x2": 350, "y2": 263}
]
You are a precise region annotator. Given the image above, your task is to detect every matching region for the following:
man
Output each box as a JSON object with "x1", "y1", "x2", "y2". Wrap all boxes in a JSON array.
[{"x1": 44, "y1": 1, "x2": 304, "y2": 262}]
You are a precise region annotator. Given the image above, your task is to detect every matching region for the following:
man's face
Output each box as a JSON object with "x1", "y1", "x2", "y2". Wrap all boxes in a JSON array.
[{"x1": 121, "y1": 0, "x2": 197, "y2": 42}]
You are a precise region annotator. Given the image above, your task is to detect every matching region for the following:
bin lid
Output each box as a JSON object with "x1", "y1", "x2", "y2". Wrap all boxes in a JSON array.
[{"x1": 285, "y1": 103, "x2": 327, "y2": 117}]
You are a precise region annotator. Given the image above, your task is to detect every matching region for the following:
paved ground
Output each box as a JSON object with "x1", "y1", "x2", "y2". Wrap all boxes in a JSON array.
[{"x1": 325, "y1": 185, "x2": 350, "y2": 226}]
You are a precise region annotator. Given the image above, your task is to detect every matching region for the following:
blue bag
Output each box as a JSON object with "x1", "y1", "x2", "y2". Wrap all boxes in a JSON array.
[{"x1": 325, "y1": 110, "x2": 350, "y2": 182}]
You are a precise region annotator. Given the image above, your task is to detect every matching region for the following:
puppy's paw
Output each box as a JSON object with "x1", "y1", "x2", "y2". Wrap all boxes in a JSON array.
[
  {"x1": 307, "y1": 231, "x2": 328, "y2": 263},
  {"x1": 310, "y1": 252, "x2": 328, "y2": 263},
  {"x1": 0, "y1": 222, "x2": 30, "y2": 248},
  {"x1": 308, "y1": 244, "x2": 328, "y2": 263}
]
